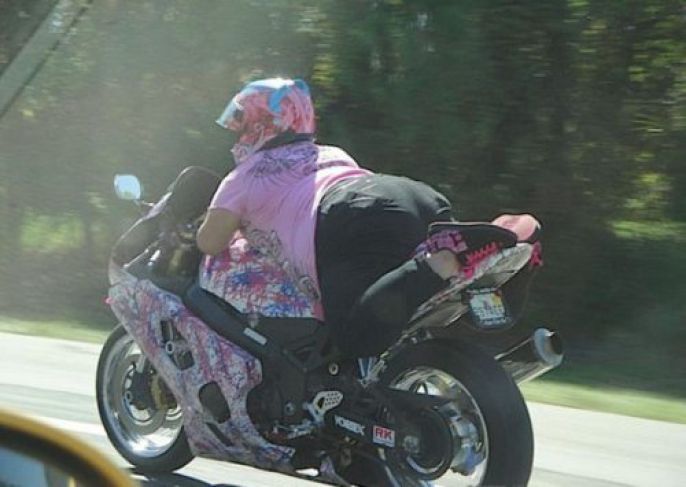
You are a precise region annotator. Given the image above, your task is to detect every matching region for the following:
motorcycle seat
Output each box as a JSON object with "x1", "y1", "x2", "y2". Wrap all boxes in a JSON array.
[
  {"x1": 183, "y1": 283, "x2": 324, "y2": 350},
  {"x1": 184, "y1": 283, "x2": 248, "y2": 330}
]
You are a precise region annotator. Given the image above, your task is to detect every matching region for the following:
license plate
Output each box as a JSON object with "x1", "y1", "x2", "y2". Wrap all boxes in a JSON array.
[{"x1": 468, "y1": 288, "x2": 511, "y2": 328}]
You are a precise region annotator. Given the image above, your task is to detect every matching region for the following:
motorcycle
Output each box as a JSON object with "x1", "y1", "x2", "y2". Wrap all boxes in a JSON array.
[{"x1": 96, "y1": 167, "x2": 563, "y2": 486}]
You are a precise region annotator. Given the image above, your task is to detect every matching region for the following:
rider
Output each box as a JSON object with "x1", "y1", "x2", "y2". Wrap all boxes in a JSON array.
[{"x1": 197, "y1": 78, "x2": 517, "y2": 357}]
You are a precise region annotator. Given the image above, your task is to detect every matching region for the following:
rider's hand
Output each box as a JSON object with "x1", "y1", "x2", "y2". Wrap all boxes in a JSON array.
[{"x1": 176, "y1": 216, "x2": 203, "y2": 245}]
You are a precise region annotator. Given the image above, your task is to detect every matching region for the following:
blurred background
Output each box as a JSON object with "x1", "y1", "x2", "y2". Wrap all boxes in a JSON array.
[{"x1": 0, "y1": 0, "x2": 684, "y2": 421}]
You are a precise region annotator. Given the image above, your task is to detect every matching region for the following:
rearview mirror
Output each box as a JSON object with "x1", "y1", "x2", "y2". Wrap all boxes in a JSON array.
[
  {"x1": 114, "y1": 174, "x2": 142, "y2": 201},
  {"x1": 0, "y1": 409, "x2": 135, "y2": 486}
]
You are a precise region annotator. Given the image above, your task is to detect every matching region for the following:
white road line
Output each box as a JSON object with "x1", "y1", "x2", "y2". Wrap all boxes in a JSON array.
[{"x1": 30, "y1": 414, "x2": 107, "y2": 437}]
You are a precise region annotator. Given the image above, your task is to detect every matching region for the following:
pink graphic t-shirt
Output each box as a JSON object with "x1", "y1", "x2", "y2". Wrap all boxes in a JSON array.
[{"x1": 209, "y1": 141, "x2": 370, "y2": 318}]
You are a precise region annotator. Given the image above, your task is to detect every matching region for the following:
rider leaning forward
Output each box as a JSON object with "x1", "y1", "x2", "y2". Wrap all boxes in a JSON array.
[{"x1": 197, "y1": 78, "x2": 519, "y2": 357}]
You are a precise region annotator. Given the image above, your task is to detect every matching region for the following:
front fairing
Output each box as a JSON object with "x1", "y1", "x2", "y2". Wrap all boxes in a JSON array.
[
  {"x1": 108, "y1": 260, "x2": 134, "y2": 287},
  {"x1": 108, "y1": 235, "x2": 319, "y2": 320}
]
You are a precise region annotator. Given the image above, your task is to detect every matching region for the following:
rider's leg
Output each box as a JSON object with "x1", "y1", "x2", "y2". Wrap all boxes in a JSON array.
[
  {"x1": 339, "y1": 258, "x2": 447, "y2": 356},
  {"x1": 338, "y1": 225, "x2": 516, "y2": 357},
  {"x1": 318, "y1": 256, "x2": 448, "y2": 357},
  {"x1": 316, "y1": 174, "x2": 518, "y2": 358},
  {"x1": 316, "y1": 175, "x2": 453, "y2": 357}
]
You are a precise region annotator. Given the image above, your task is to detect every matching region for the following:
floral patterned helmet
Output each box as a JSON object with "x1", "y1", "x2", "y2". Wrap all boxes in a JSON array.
[{"x1": 216, "y1": 78, "x2": 316, "y2": 163}]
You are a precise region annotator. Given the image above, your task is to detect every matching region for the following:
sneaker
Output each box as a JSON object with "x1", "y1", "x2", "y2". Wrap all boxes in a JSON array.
[{"x1": 427, "y1": 222, "x2": 518, "y2": 275}]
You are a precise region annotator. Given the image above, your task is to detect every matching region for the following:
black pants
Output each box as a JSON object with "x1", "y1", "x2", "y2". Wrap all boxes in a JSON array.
[{"x1": 315, "y1": 174, "x2": 454, "y2": 357}]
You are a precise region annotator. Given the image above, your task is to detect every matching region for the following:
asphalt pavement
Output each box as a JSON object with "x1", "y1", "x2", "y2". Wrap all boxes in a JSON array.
[{"x1": 1, "y1": 332, "x2": 685, "y2": 486}]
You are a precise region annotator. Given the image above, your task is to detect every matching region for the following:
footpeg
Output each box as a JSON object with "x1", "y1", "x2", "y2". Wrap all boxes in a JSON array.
[{"x1": 307, "y1": 391, "x2": 343, "y2": 423}]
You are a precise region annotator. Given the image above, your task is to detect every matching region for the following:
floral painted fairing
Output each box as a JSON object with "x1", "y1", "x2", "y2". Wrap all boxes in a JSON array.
[{"x1": 108, "y1": 265, "x2": 295, "y2": 470}]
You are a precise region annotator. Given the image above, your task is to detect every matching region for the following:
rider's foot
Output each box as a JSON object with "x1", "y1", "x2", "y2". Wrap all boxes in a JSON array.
[
  {"x1": 425, "y1": 249, "x2": 460, "y2": 280},
  {"x1": 426, "y1": 222, "x2": 518, "y2": 278}
]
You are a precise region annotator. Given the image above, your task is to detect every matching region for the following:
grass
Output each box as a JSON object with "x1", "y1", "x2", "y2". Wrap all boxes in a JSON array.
[
  {"x1": 521, "y1": 379, "x2": 686, "y2": 425},
  {"x1": 0, "y1": 317, "x2": 110, "y2": 344},
  {"x1": 1, "y1": 317, "x2": 685, "y2": 424}
]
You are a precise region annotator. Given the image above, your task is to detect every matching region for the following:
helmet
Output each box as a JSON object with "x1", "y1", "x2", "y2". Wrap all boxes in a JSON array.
[{"x1": 216, "y1": 78, "x2": 315, "y2": 163}]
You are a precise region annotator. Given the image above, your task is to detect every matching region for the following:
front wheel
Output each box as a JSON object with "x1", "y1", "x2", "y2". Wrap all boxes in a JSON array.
[
  {"x1": 96, "y1": 325, "x2": 193, "y2": 472},
  {"x1": 366, "y1": 341, "x2": 533, "y2": 486}
]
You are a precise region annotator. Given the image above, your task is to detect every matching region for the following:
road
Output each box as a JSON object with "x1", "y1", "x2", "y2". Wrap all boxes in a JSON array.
[{"x1": 0, "y1": 332, "x2": 684, "y2": 486}]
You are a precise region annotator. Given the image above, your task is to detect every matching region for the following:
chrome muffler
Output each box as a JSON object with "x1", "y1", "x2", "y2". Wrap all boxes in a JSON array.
[{"x1": 496, "y1": 328, "x2": 563, "y2": 384}]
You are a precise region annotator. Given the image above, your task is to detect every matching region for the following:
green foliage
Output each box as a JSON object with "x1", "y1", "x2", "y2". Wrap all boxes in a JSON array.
[
  {"x1": 0, "y1": 317, "x2": 110, "y2": 344},
  {"x1": 20, "y1": 213, "x2": 85, "y2": 253},
  {"x1": 0, "y1": 0, "x2": 685, "y2": 395},
  {"x1": 612, "y1": 220, "x2": 686, "y2": 241}
]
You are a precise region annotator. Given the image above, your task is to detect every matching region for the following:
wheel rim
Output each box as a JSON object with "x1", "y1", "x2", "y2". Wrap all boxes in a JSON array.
[
  {"x1": 388, "y1": 366, "x2": 489, "y2": 486},
  {"x1": 101, "y1": 332, "x2": 183, "y2": 458}
]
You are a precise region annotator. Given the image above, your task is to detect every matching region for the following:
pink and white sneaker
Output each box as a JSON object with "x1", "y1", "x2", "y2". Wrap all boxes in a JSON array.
[{"x1": 426, "y1": 222, "x2": 518, "y2": 274}]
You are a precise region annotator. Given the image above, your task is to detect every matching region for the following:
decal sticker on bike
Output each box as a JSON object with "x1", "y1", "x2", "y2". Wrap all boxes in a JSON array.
[
  {"x1": 467, "y1": 288, "x2": 512, "y2": 329},
  {"x1": 372, "y1": 425, "x2": 396, "y2": 447},
  {"x1": 334, "y1": 415, "x2": 366, "y2": 436},
  {"x1": 243, "y1": 327, "x2": 267, "y2": 345}
]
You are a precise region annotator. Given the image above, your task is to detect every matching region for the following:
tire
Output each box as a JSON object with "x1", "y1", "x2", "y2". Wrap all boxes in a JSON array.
[
  {"x1": 96, "y1": 325, "x2": 193, "y2": 473},
  {"x1": 370, "y1": 340, "x2": 534, "y2": 487}
]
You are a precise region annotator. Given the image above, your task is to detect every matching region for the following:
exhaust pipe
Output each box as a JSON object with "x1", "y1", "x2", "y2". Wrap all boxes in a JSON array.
[{"x1": 496, "y1": 328, "x2": 563, "y2": 384}]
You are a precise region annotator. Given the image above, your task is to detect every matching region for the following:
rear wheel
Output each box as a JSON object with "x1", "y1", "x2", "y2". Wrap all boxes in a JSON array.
[
  {"x1": 96, "y1": 325, "x2": 193, "y2": 472},
  {"x1": 346, "y1": 341, "x2": 533, "y2": 487}
]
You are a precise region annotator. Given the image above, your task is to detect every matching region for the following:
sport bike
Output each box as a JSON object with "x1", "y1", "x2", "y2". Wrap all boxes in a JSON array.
[{"x1": 97, "y1": 167, "x2": 563, "y2": 486}]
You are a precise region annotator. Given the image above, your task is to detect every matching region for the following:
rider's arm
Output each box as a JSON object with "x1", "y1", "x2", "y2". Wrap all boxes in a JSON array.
[{"x1": 196, "y1": 208, "x2": 240, "y2": 256}]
